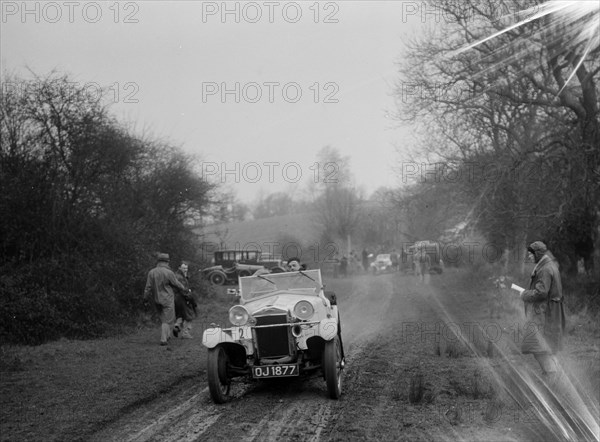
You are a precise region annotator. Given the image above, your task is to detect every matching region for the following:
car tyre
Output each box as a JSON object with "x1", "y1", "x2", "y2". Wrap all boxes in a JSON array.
[
  {"x1": 323, "y1": 335, "x2": 343, "y2": 399},
  {"x1": 207, "y1": 346, "x2": 231, "y2": 403},
  {"x1": 209, "y1": 271, "x2": 226, "y2": 285}
]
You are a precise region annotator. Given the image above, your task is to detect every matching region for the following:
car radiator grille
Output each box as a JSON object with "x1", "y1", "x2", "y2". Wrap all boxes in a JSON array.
[{"x1": 254, "y1": 314, "x2": 290, "y2": 359}]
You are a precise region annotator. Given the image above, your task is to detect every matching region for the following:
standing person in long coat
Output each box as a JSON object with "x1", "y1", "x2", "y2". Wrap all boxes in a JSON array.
[
  {"x1": 144, "y1": 253, "x2": 186, "y2": 346},
  {"x1": 520, "y1": 241, "x2": 566, "y2": 378},
  {"x1": 362, "y1": 249, "x2": 369, "y2": 272},
  {"x1": 173, "y1": 261, "x2": 197, "y2": 339},
  {"x1": 340, "y1": 256, "x2": 348, "y2": 277},
  {"x1": 414, "y1": 248, "x2": 431, "y2": 284}
]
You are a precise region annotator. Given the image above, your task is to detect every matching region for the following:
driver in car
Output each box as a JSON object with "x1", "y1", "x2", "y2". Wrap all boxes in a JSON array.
[
  {"x1": 252, "y1": 257, "x2": 305, "y2": 276},
  {"x1": 287, "y1": 257, "x2": 305, "y2": 271}
]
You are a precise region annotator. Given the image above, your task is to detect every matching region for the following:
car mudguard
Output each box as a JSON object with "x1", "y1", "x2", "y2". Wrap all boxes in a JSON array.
[
  {"x1": 318, "y1": 318, "x2": 338, "y2": 341},
  {"x1": 202, "y1": 326, "x2": 254, "y2": 354}
]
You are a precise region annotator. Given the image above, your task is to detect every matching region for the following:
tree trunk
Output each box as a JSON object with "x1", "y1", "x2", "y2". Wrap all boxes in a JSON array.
[{"x1": 594, "y1": 209, "x2": 600, "y2": 277}]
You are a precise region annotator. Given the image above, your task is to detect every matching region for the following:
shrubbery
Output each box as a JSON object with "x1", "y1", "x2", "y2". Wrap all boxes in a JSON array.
[
  {"x1": 563, "y1": 275, "x2": 600, "y2": 315},
  {"x1": 1, "y1": 72, "x2": 213, "y2": 344},
  {"x1": 0, "y1": 272, "x2": 62, "y2": 344}
]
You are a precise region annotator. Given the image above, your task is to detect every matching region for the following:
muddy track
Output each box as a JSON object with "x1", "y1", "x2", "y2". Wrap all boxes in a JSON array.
[
  {"x1": 90, "y1": 275, "x2": 399, "y2": 441},
  {"x1": 195, "y1": 275, "x2": 399, "y2": 441}
]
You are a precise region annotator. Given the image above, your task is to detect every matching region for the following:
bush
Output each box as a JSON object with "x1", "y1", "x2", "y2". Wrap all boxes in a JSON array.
[
  {"x1": 0, "y1": 274, "x2": 63, "y2": 344},
  {"x1": 563, "y1": 275, "x2": 600, "y2": 315},
  {"x1": 1, "y1": 72, "x2": 214, "y2": 345},
  {"x1": 0, "y1": 251, "x2": 153, "y2": 344}
]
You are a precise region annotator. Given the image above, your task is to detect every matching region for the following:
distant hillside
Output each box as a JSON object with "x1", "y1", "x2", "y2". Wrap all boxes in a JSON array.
[{"x1": 194, "y1": 212, "x2": 324, "y2": 260}]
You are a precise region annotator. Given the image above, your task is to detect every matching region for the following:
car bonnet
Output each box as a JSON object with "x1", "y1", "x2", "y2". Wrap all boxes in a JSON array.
[{"x1": 244, "y1": 291, "x2": 325, "y2": 317}]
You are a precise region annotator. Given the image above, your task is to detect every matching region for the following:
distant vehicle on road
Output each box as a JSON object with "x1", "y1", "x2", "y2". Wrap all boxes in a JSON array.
[{"x1": 370, "y1": 254, "x2": 393, "y2": 274}]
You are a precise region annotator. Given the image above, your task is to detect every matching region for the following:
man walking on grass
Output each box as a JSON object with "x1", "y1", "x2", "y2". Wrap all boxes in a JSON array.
[{"x1": 144, "y1": 253, "x2": 186, "y2": 346}]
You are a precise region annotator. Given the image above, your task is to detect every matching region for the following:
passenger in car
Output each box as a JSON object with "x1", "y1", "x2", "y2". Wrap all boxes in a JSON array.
[{"x1": 252, "y1": 257, "x2": 306, "y2": 276}]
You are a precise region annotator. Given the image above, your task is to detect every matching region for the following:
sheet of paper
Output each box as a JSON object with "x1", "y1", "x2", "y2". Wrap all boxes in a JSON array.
[{"x1": 511, "y1": 283, "x2": 525, "y2": 294}]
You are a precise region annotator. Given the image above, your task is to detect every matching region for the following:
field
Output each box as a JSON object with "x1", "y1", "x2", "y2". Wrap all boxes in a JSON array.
[{"x1": 195, "y1": 212, "x2": 322, "y2": 254}]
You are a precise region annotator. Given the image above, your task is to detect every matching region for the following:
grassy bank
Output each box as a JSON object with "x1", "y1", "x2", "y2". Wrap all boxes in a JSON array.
[{"x1": 0, "y1": 288, "x2": 234, "y2": 442}]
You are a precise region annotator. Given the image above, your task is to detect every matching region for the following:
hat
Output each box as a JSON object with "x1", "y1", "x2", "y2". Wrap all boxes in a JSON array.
[
  {"x1": 157, "y1": 253, "x2": 170, "y2": 262},
  {"x1": 527, "y1": 241, "x2": 547, "y2": 255}
]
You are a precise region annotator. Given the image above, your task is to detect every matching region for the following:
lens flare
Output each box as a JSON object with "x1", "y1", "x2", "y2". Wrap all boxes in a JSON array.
[
  {"x1": 424, "y1": 278, "x2": 600, "y2": 442},
  {"x1": 452, "y1": 0, "x2": 600, "y2": 93}
]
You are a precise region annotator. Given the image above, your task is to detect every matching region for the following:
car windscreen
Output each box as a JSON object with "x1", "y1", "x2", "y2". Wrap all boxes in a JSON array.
[{"x1": 239, "y1": 269, "x2": 323, "y2": 301}]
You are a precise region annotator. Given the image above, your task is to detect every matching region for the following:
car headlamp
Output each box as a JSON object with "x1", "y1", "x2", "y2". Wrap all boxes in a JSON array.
[
  {"x1": 229, "y1": 305, "x2": 250, "y2": 326},
  {"x1": 293, "y1": 300, "x2": 315, "y2": 320}
]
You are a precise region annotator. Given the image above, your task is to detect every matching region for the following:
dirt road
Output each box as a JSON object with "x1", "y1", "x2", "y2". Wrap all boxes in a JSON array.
[{"x1": 89, "y1": 271, "x2": 599, "y2": 441}]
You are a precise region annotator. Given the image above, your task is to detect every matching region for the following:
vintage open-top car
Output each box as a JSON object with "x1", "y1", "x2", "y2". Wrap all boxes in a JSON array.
[{"x1": 202, "y1": 269, "x2": 345, "y2": 403}]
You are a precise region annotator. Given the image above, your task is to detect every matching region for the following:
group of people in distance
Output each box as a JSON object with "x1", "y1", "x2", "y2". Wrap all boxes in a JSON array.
[
  {"x1": 143, "y1": 253, "x2": 198, "y2": 346},
  {"x1": 413, "y1": 248, "x2": 431, "y2": 284},
  {"x1": 332, "y1": 247, "x2": 429, "y2": 280}
]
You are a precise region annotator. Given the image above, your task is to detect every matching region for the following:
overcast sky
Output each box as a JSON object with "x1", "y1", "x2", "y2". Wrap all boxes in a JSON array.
[{"x1": 1, "y1": 1, "x2": 429, "y2": 202}]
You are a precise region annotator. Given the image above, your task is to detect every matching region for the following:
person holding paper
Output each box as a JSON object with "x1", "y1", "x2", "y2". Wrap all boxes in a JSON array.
[{"x1": 520, "y1": 241, "x2": 566, "y2": 379}]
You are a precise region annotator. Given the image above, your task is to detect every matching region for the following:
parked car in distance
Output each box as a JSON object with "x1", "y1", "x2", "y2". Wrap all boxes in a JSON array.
[
  {"x1": 370, "y1": 254, "x2": 393, "y2": 274},
  {"x1": 202, "y1": 269, "x2": 345, "y2": 403},
  {"x1": 201, "y1": 250, "x2": 286, "y2": 285}
]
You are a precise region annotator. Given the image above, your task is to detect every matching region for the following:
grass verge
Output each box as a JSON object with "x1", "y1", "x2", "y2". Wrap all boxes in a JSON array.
[{"x1": 0, "y1": 289, "x2": 233, "y2": 442}]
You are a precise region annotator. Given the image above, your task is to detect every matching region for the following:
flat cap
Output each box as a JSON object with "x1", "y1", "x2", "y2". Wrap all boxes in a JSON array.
[
  {"x1": 157, "y1": 253, "x2": 170, "y2": 262},
  {"x1": 527, "y1": 241, "x2": 547, "y2": 254}
]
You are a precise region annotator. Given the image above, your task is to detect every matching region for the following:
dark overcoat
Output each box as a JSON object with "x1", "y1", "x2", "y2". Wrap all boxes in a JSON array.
[
  {"x1": 175, "y1": 269, "x2": 197, "y2": 321},
  {"x1": 520, "y1": 253, "x2": 566, "y2": 354}
]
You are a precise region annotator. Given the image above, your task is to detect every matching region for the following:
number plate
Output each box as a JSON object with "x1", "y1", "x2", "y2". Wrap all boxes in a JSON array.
[{"x1": 252, "y1": 364, "x2": 299, "y2": 378}]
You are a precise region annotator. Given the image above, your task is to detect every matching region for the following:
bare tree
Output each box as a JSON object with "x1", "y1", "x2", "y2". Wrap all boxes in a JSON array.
[
  {"x1": 395, "y1": 0, "x2": 600, "y2": 274},
  {"x1": 0, "y1": 71, "x2": 214, "y2": 342},
  {"x1": 311, "y1": 146, "x2": 363, "y2": 254},
  {"x1": 252, "y1": 192, "x2": 295, "y2": 219}
]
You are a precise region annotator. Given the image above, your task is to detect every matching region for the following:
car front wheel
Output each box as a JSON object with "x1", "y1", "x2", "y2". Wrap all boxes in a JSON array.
[
  {"x1": 207, "y1": 346, "x2": 231, "y2": 403},
  {"x1": 209, "y1": 271, "x2": 226, "y2": 285},
  {"x1": 323, "y1": 335, "x2": 343, "y2": 399}
]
